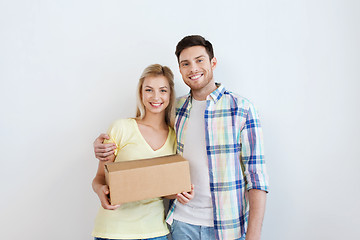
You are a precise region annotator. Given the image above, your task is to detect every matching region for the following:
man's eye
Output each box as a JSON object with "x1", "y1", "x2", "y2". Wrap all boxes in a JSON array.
[{"x1": 182, "y1": 63, "x2": 188, "y2": 67}]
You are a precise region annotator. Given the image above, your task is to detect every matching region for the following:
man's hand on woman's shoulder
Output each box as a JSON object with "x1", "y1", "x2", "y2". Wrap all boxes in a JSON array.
[{"x1": 94, "y1": 133, "x2": 117, "y2": 161}]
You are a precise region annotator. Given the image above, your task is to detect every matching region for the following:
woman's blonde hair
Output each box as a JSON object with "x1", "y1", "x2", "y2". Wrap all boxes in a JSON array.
[{"x1": 136, "y1": 64, "x2": 175, "y2": 127}]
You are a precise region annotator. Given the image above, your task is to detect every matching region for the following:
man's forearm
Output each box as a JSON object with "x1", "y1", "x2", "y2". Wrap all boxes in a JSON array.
[{"x1": 246, "y1": 189, "x2": 267, "y2": 240}]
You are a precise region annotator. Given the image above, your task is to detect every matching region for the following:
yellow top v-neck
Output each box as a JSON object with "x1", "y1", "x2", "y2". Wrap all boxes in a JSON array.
[
  {"x1": 133, "y1": 119, "x2": 171, "y2": 152},
  {"x1": 92, "y1": 118, "x2": 176, "y2": 239}
]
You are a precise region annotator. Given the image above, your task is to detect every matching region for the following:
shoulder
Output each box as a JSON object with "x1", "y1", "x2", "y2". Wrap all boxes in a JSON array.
[
  {"x1": 221, "y1": 88, "x2": 254, "y2": 110},
  {"x1": 175, "y1": 94, "x2": 191, "y2": 109},
  {"x1": 219, "y1": 87, "x2": 262, "y2": 122},
  {"x1": 108, "y1": 118, "x2": 134, "y2": 132},
  {"x1": 168, "y1": 126, "x2": 176, "y2": 138},
  {"x1": 106, "y1": 118, "x2": 135, "y2": 152},
  {"x1": 110, "y1": 117, "x2": 133, "y2": 126},
  {"x1": 167, "y1": 126, "x2": 177, "y2": 153}
]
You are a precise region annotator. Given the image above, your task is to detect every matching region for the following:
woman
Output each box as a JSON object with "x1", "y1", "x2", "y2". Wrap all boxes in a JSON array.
[{"x1": 92, "y1": 64, "x2": 176, "y2": 240}]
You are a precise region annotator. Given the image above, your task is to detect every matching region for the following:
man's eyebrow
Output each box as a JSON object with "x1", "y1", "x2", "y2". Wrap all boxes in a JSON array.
[
  {"x1": 180, "y1": 55, "x2": 206, "y2": 63},
  {"x1": 195, "y1": 55, "x2": 206, "y2": 59}
]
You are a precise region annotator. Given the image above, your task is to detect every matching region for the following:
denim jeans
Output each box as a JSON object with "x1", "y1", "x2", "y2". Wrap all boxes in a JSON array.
[
  {"x1": 170, "y1": 219, "x2": 216, "y2": 240},
  {"x1": 170, "y1": 219, "x2": 246, "y2": 240},
  {"x1": 94, "y1": 235, "x2": 168, "y2": 240}
]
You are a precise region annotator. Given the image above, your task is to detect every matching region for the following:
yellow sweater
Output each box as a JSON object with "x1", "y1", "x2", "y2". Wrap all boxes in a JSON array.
[{"x1": 92, "y1": 118, "x2": 176, "y2": 239}]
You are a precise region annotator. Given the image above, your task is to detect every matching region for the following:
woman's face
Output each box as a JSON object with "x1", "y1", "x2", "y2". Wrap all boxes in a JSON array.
[{"x1": 141, "y1": 75, "x2": 171, "y2": 115}]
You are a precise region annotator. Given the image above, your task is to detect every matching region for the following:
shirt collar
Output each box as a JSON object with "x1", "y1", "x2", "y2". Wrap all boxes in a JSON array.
[
  {"x1": 185, "y1": 83, "x2": 226, "y2": 104},
  {"x1": 207, "y1": 83, "x2": 225, "y2": 103}
]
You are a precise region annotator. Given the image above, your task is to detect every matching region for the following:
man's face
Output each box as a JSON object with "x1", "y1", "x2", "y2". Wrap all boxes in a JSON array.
[{"x1": 178, "y1": 46, "x2": 217, "y2": 91}]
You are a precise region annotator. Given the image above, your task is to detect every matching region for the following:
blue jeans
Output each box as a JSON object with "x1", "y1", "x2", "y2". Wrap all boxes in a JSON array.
[
  {"x1": 170, "y1": 219, "x2": 216, "y2": 240},
  {"x1": 94, "y1": 236, "x2": 168, "y2": 240}
]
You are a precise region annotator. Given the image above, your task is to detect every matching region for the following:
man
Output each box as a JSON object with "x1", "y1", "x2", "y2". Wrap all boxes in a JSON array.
[{"x1": 94, "y1": 35, "x2": 269, "y2": 240}]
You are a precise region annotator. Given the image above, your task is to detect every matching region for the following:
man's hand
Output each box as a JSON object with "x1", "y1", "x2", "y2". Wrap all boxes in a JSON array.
[
  {"x1": 94, "y1": 133, "x2": 117, "y2": 161},
  {"x1": 95, "y1": 184, "x2": 121, "y2": 210},
  {"x1": 176, "y1": 184, "x2": 195, "y2": 205}
]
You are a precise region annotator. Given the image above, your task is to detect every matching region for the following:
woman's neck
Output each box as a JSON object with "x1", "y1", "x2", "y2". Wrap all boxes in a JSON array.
[{"x1": 137, "y1": 112, "x2": 167, "y2": 130}]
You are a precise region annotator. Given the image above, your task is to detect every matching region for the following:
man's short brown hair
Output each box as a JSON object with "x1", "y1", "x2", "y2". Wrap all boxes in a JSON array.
[{"x1": 175, "y1": 35, "x2": 214, "y2": 62}]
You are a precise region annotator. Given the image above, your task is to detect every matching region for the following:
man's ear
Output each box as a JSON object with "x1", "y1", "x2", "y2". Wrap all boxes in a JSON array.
[{"x1": 211, "y1": 57, "x2": 217, "y2": 70}]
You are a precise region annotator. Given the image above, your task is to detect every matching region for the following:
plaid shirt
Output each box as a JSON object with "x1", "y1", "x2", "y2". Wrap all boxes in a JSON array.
[{"x1": 166, "y1": 84, "x2": 269, "y2": 240}]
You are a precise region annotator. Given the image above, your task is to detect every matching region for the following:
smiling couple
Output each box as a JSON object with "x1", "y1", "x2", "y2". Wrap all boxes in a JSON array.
[{"x1": 91, "y1": 35, "x2": 269, "y2": 240}]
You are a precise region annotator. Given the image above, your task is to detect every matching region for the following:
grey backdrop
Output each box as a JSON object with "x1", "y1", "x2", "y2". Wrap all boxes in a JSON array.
[{"x1": 1, "y1": 0, "x2": 359, "y2": 239}]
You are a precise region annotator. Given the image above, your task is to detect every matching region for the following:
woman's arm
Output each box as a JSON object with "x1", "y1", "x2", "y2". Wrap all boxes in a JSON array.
[{"x1": 92, "y1": 156, "x2": 120, "y2": 210}]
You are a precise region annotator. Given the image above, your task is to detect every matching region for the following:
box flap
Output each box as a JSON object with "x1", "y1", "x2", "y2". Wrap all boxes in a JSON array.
[{"x1": 105, "y1": 154, "x2": 185, "y2": 172}]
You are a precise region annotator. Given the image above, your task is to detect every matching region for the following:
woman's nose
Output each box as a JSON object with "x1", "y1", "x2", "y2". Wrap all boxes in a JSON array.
[{"x1": 153, "y1": 91, "x2": 160, "y2": 100}]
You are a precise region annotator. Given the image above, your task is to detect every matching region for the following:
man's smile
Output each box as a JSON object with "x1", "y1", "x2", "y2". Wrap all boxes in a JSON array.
[{"x1": 189, "y1": 73, "x2": 203, "y2": 80}]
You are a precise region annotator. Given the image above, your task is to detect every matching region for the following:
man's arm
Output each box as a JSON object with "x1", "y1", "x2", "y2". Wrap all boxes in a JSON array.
[
  {"x1": 240, "y1": 102, "x2": 269, "y2": 239},
  {"x1": 164, "y1": 184, "x2": 195, "y2": 204},
  {"x1": 94, "y1": 133, "x2": 117, "y2": 161},
  {"x1": 245, "y1": 189, "x2": 267, "y2": 240}
]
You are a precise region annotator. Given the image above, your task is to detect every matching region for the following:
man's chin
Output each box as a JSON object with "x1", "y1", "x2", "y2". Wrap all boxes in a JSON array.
[{"x1": 184, "y1": 82, "x2": 204, "y2": 90}]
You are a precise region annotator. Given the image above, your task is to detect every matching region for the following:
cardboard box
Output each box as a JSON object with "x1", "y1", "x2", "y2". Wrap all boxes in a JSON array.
[{"x1": 105, "y1": 154, "x2": 191, "y2": 205}]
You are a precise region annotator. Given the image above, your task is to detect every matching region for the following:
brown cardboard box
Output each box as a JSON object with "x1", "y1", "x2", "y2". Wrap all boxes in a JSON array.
[{"x1": 104, "y1": 154, "x2": 191, "y2": 205}]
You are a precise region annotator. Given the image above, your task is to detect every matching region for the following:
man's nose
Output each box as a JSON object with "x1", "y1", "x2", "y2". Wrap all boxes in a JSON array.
[{"x1": 190, "y1": 63, "x2": 198, "y2": 73}]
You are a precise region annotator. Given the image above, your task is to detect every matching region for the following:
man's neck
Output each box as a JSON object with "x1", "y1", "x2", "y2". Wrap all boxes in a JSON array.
[{"x1": 191, "y1": 81, "x2": 217, "y2": 101}]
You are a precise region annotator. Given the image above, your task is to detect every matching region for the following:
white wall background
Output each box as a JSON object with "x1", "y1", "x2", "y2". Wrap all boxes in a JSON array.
[{"x1": 1, "y1": 0, "x2": 359, "y2": 239}]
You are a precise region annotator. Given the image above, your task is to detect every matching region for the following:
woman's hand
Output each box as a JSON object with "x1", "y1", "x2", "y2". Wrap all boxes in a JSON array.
[
  {"x1": 176, "y1": 184, "x2": 195, "y2": 205},
  {"x1": 95, "y1": 184, "x2": 121, "y2": 210}
]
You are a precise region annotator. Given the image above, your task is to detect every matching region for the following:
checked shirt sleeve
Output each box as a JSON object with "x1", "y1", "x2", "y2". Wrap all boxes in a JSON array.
[{"x1": 240, "y1": 103, "x2": 269, "y2": 192}]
